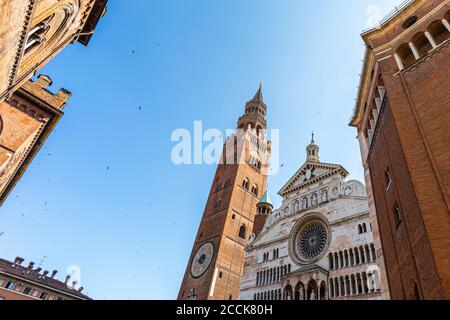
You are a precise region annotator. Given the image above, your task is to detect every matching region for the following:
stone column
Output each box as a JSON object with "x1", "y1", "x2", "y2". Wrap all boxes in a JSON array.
[
  {"x1": 442, "y1": 19, "x2": 450, "y2": 32},
  {"x1": 425, "y1": 31, "x2": 438, "y2": 49},
  {"x1": 394, "y1": 53, "x2": 405, "y2": 71},
  {"x1": 409, "y1": 42, "x2": 421, "y2": 60}
]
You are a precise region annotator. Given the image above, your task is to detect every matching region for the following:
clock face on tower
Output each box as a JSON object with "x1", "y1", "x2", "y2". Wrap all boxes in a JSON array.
[{"x1": 190, "y1": 242, "x2": 214, "y2": 279}]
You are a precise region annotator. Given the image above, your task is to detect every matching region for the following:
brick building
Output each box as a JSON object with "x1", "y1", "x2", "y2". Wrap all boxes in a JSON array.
[
  {"x1": 350, "y1": 0, "x2": 450, "y2": 300},
  {"x1": 0, "y1": 257, "x2": 90, "y2": 300},
  {"x1": 0, "y1": 0, "x2": 108, "y2": 205},
  {"x1": 178, "y1": 84, "x2": 271, "y2": 300},
  {"x1": 240, "y1": 138, "x2": 386, "y2": 300}
]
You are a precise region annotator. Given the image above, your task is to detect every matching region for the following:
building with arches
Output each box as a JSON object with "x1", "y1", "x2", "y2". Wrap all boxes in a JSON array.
[
  {"x1": 350, "y1": 0, "x2": 450, "y2": 300},
  {"x1": 239, "y1": 138, "x2": 387, "y2": 300}
]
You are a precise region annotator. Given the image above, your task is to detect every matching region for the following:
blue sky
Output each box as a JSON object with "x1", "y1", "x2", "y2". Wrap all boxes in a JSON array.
[{"x1": 0, "y1": 0, "x2": 403, "y2": 299}]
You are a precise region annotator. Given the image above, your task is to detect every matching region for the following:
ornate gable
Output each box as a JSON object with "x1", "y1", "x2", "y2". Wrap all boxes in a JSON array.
[{"x1": 278, "y1": 161, "x2": 349, "y2": 197}]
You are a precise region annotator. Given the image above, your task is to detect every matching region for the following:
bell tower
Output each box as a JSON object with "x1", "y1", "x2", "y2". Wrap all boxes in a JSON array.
[{"x1": 178, "y1": 84, "x2": 271, "y2": 300}]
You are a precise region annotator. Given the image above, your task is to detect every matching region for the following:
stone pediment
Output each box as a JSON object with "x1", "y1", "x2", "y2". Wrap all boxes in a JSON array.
[{"x1": 278, "y1": 161, "x2": 348, "y2": 197}]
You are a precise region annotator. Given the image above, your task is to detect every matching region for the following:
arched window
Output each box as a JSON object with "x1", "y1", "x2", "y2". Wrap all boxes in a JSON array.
[
  {"x1": 358, "y1": 224, "x2": 363, "y2": 234},
  {"x1": 24, "y1": 16, "x2": 52, "y2": 54},
  {"x1": 412, "y1": 32, "x2": 433, "y2": 57},
  {"x1": 354, "y1": 247, "x2": 360, "y2": 264},
  {"x1": 384, "y1": 168, "x2": 392, "y2": 189},
  {"x1": 339, "y1": 251, "x2": 344, "y2": 268},
  {"x1": 362, "y1": 272, "x2": 369, "y2": 294},
  {"x1": 428, "y1": 20, "x2": 450, "y2": 45},
  {"x1": 393, "y1": 202, "x2": 402, "y2": 228},
  {"x1": 370, "y1": 244, "x2": 376, "y2": 261},
  {"x1": 365, "y1": 245, "x2": 371, "y2": 262},
  {"x1": 339, "y1": 277, "x2": 345, "y2": 297},
  {"x1": 351, "y1": 274, "x2": 356, "y2": 295},
  {"x1": 350, "y1": 249, "x2": 355, "y2": 266},
  {"x1": 238, "y1": 225, "x2": 246, "y2": 239},
  {"x1": 334, "y1": 252, "x2": 339, "y2": 269},
  {"x1": 329, "y1": 253, "x2": 334, "y2": 270},
  {"x1": 363, "y1": 223, "x2": 367, "y2": 233},
  {"x1": 330, "y1": 279, "x2": 335, "y2": 298},
  {"x1": 251, "y1": 184, "x2": 259, "y2": 197},
  {"x1": 396, "y1": 43, "x2": 416, "y2": 68},
  {"x1": 345, "y1": 276, "x2": 351, "y2": 296},
  {"x1": 356, "y1": 274, "x2": 362, "y2": 294},
  {"x1": 242, "y1": 178, "x2": 250, "y2": 190},
  {"x1": 334, "y1": 278, "x2": 340, "y2": 297},
  {"x1": 360, "y1": 246, "x2": 366, "y2": 264}
]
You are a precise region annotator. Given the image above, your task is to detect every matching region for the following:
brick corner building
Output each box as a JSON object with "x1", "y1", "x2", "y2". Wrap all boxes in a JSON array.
[
  {"x1": 350, "y1": 0, "x2": 450, "y2": 300},
  {"x1": 0, "y1": 0, "x2": 108, "y2": 206}
]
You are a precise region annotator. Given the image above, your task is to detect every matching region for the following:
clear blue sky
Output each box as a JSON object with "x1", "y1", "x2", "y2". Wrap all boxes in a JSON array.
[{"x1": 0, "y1": 0, "x2": 402, "y2": 299}]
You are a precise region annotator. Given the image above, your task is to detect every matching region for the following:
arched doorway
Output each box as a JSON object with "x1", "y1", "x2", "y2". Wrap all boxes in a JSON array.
[{"x1": 283, "y1": 285, "x2": 293, "y2": 300}]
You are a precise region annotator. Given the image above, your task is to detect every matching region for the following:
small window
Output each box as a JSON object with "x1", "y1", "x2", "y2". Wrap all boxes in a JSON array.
[
  {"x1": 39, "y1": 292, "x2": 48, "y2": 300},
  {"x1": 219, "y1": 271, "x2": 223, "y2": 278},
  {"x1": 393, "y1": 202, "x2": 402, "y2": 228},
  {"x1": 215, "y1": 199, "x2": 222, "y2": 209},
  {"x1": 23, "y1": 287, "x2": 32, "y2": 295},
  {"x1": 238, "y1": 225, "x2": 246, "y2": 239},
  {"x1": 385, "y1": 168, "x2": 392, "y2": 190},
  {"x1": 56, "y1": 296, "x2": 64, "y2": 301},
  {"x1": 242, "y1": 178, "x2": 250, "y2": 190},
  {"x1": 358, "y1": 224, "x2": 363, "y2": 234},
  {"x1": 251, "y1": 184, "x2": 259, "y2": 197},
  {"x1": 5, "y1": 281, "x2": 14, "y2": 290}
]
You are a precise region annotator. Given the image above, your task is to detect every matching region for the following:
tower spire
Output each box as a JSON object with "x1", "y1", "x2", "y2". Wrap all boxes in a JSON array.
[
  {"x1": 306, "y1": 133, "x2": 320, "y2": 162},
  {"x1": 238, "y1": 83, "x2": 267, "y2": 131},
  {"x1": 251, "y1": 81, "x2": 264, "y2": 103}
]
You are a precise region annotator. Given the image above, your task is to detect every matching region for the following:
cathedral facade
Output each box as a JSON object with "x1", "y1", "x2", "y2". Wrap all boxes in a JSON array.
[{"x1": 240, "y1": 139, "x2": 387, "y2": 300}]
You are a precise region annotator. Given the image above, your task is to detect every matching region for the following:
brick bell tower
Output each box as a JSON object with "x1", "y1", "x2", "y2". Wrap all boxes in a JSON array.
[{"x1": 178, "y1": 83, "x2": 271, "y2": 300}]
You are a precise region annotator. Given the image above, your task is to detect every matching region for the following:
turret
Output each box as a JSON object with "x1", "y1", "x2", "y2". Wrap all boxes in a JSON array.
[
  {"x1": 253, "y1": 190, "x2": 273, "y2": 237},
  {"x1": 306, "y1": 132, "x2": 320, "y2": 162}
]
